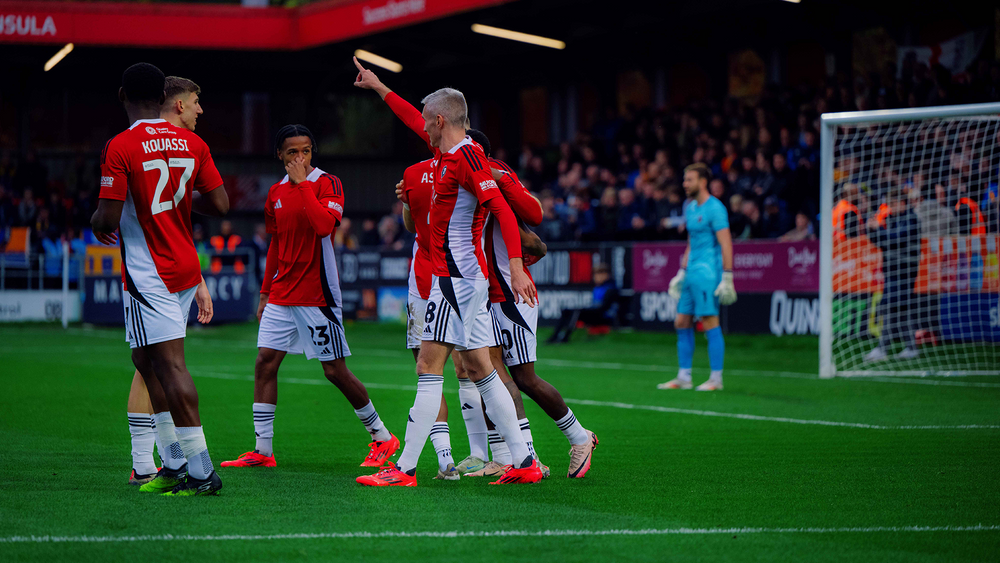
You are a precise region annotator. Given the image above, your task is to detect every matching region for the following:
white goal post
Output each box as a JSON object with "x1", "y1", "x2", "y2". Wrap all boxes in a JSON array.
[{"x1": 820, "y1": 103, "x2": 1000, "y2": 377}]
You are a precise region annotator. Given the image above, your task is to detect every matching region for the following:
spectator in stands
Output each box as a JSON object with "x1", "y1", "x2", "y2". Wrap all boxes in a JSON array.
[
  {"x1": 546, "y1": 263, "x2": 620, "y2": 344},
  {"x1": 761, "y1": 196, "x2": 790, "y2": 238},
  {"x1": 33, "y1": 207, "x2": 56, "y2": 253},
  {"x1": 771, "y1": 152, "x2": 791, "y2": 201},
  {"x1": 779, "y1": 211, "x2": 817, "y2": 242},
  {"x1": 911, "y1": 182, "x2": 956, "y2": 236},
  {"x1": 335, "y1": 217, "x2": 359, "y2": 251},
  {"x1": 652, "y1": 185, "x2": 685, "y2": 239},
  {"x1": 538, "y1": 191, "x2": 569, "y2": 242},
  {"x1": 359, "y1": 218, "x2": 380, "y2": 246},
  {"x1": 750, "y1": 150, "x2": 775, "y2": 202},
  {"x1": 732, "y1": 155, "x2": 756, "y2": 197},
  {"x1": 566, "y1": 191, "x2": 597, "y2": 240},
  {"x1": 0, "y1": 185, "x2": 12, "y2": 235},
  {"x1": 18, "y1": 188, "x2": 38, "y2": 228},
  {"x1": 865, "y1": 187, "x2": 921, "y2": 362},
  {"x1": 616, "y1": 188, "x2": 645, "y2": 237},
  {"x1": 732, "y1": 199, "x2": 763, "y2": 240},
  {"x1": 378, "y1": 215, "x2": 404, "y2": 251},
  {"x1": 47, "y1": 193, "x2": 67, "y2": 233}
]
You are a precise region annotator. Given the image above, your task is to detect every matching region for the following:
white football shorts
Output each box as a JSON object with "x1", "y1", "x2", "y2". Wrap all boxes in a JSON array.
[
  {"x1": 123, "y1": 285, "x2": 197, "y2": 349},
  {"x1": 257, "y1": 303, "x2": 351, "y2": 361},
  {"x1": 422, "y1": 276, "x2": 493, "y2": 351},
  {"x1": 490, "y1": 299, "x2": 538, "y2": 366}
]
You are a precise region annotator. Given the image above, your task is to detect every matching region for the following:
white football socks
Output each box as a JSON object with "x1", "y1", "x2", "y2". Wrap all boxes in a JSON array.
[
  {"x1": 458, "y1": 379, "x2": 489, "y2": 461},
  {"x1": 252, "y1": 403, "x2": 275, "y2": 457},
  {"x1": 175, "y1": 426, "x2": 214, "y2": 480},
  {"x1": 518, "y1": 418, "x2": 537, "y2": 460},
  {"x1": 396, "y1": 374, "x2": 444, "y2": 474},
  {"x1": 488, "y1": 429, "x2": 512, "y2": 465},
  {"x1": 475, "y1": 370, "x2": 531, "y2": 468},
  {"x1": 677, "y1": 368, "x2": 692, "y2": 382},
  {"x1": 152, "y1": 411, "x2": 186, "y2": 470},
  {"x1": 354, "y1": 400, "x2": 391, "y2": 443},
  {"x1": 555, "y1": 408, "x2": 590, "y2": 446},
  {"x1": 429, "y1": 422, "x2": 454, "y2": 471},
  {"x1": 127, "y1": 413, "x2": 157, "y2": 475}
]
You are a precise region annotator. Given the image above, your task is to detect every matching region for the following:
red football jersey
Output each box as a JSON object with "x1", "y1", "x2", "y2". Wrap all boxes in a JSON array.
[
  {"x1": 429, "y1": 137, "x2": 503, "y2": 279},
  {"x1": 484, "y1": 158, "x2": 540, "y2": 303},
  {"x1": 263, "y1": 167, "x2": 344, "y2": 307},
  {"x1": 403, "y1": 158, "x2": 435, "y2": 299},
  {"x1": 99, "y1": 118, "x2": 222, "y2": 294}
]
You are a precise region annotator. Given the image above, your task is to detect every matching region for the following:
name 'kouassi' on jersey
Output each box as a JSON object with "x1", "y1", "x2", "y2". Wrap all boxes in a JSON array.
[{"x1": 99, "y1": 118, "x2": 223, "y2": 297}]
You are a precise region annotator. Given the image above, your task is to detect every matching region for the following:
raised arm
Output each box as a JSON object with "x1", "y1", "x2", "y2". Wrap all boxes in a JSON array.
[
  {"x1": 353, "y1": 57, "x2": 432, "y2": 151},
  {"x1": 287, "y1": 158, "x2": 339, "y2": 237},
  {"x1": 493, "y1": 168, "x2": 542, "y2": 226}
]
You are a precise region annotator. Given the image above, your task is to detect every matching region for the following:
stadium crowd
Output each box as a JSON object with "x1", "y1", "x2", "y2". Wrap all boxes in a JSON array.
[{"x1": 2, "y1": 56, "x2": 999, "y2": 256}]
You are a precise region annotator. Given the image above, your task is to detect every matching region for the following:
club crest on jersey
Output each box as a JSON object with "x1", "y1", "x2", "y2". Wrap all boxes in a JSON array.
[
  {"x1": 440, "y1": 165, "x2": 447, "y2": 180},
  {"x1": 145, "y1": 126, "x2": 157, "y2": 135}
]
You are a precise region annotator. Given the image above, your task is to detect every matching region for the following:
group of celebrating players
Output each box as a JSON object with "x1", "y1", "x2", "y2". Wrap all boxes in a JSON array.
[
  {"x1": 100, "y1": 54, "x2": 737, "y2": 495},
  {"x1": 97, "y1": 59, "x2": 599, "y2": 495}
]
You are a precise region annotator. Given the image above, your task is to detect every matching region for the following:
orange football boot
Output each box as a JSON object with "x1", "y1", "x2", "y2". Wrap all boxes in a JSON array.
[
  {"x1": 356, "y1": 461, "x2": 417, "y2": 487},
  {"x1": 361, "y1": 434, "x2": 400, "y2": 467},
  {"x1": 220, "y1": 450, "x2": 276, "y2": 468}
]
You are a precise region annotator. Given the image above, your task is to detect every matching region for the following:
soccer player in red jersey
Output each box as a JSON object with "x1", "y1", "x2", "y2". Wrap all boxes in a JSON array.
[
  {"x1": 126, "y1": 76, "x2": 215, "y2": 487},
  {"x1": 92, "y1": 63, "x2": 230, "y2": 496},
  {"x1": 221, "y1": 125, "x2": 398, "y2": 470},
  {"x1": 354, "y1": 60, "x2": 541, "y2": 487}
]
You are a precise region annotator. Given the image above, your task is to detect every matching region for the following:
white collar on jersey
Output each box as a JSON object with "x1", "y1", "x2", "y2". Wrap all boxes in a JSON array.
[
  {"x1": 446, "y1": 136, "x2": 474, "y2": 155},
  {"x1": 129, "y1": 118, "x2": 168, "y2": 130},
  {"x1": 280, "y1": 166, "x2": 324, "y2": 184}
]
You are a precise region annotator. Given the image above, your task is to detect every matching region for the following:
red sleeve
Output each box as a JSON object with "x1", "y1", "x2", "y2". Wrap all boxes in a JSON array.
[
  {"x1": 98, "y1": 138, "x2": 129, "y2": 201},
  {"x1": 260, "y1": 234, "x2": 278, "y2": 295},
  {"x1": 193, "y1": 138, "x2": 223, "y2": 194},
  {"x1": 297, "y1": 178, "x2": 339, "y2": 237},
  {"x1": 482, "y1": 196, "x2": 522, "y2": 261},
  {"x1": 384, "y1": 92, "x2": 432, "y2": 152},
  {"x1": 316, "y1": 173, "x2": 344, "y2": 224},
  {"x1": 264, "y1": 190, "x2": 276, "y2": 234},
  {"x1": 497, "y1": 172, "x2": 542, "y2": 226}
]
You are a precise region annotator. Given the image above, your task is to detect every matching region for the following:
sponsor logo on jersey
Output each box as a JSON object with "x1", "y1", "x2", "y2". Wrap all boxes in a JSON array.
[
  {"x1": 328, "y1": 201, "x2": 343, "y2": 213},
  {"x1": 100, "y1": 176, "x2": 114, "y2": 187},
  {"x1": 479, "y1": 179, "x2": 498, "y2": 192},
  {"x1": 141, "y1": 137, "x2": 191, "y2": 154},
  {"x1": 145, "y1": 126, "x2": 157, "y2": 135}
]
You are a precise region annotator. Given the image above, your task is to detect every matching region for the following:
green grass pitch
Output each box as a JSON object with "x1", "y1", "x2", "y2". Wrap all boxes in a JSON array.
[{"x1": 1, "y1": 322, "x2": 998, "y2": 562}]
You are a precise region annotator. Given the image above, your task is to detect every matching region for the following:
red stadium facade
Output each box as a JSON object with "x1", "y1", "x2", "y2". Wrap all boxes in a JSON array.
[{"x1": 0, "y1": 0, "x2": 512, "y2": 50}]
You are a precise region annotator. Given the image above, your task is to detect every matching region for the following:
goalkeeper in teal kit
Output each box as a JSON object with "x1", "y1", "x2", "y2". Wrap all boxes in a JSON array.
[{"x1": 658, "y1": 163, "x2": 736, "y2": 391}]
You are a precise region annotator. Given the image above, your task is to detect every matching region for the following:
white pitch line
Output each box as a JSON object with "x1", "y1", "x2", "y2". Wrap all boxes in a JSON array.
[
  {"x1": 192, "y1": 371, "x2": 999, "y2": 430},
  {"x1": 1, "y1": 525, "x2": 996, "y2": 544}
]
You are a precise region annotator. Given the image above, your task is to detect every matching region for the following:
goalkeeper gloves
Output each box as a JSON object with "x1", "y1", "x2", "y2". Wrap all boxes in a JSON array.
[
  {"x1": 668, "y1": 268, "x2": 685, "y2": 299},
  {"x1": 714, "y1": 270, "x2": 737, "y2": 305}
]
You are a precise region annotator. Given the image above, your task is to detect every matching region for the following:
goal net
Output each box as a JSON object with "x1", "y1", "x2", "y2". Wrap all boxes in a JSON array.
[{"x1": 820, "y1": 103, "x2": 1000, "y2": 377}]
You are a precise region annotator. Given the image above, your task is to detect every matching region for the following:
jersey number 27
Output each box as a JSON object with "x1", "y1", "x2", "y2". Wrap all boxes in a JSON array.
[{"x1": 144, "y1": 158, "x2": 194, "y2": 216}]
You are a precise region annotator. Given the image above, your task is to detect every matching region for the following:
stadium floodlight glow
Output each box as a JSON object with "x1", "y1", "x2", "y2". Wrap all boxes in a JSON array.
[
  {"x1": 44, "y1": 43, "x2": 74, "y2": 72},
  {"x1": 353, "y1": 49, "x2": 402, "y2": 73},
  {"x1": 470, "y1": 24, "x2": 565, "y2": 50},
  {"x1": 782, "y1": 0, "x2": 801, "y2": 4}
]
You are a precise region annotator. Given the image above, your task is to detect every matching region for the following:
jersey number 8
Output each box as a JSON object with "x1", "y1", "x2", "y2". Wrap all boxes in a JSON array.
[{"x1": 144, "y1": 158, "x2": 195, "y2": 216}]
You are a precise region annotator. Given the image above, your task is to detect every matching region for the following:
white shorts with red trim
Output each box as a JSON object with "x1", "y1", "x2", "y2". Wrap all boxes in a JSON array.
[
  {"x1": 123, "y1": 285, "x2": 197, "y2": 349},
  {"x1": 257, "y1": 303, "x2": 351, "y2": 362},
  {"x1": 406, "y1": 293, "x2": 427, "y2": 350},
  {"x1": 490, "y1": 300, "x2": 538, "y2": 366},
  {"x1": 422, "y1": 277, "x2": 493, "y2": 351}
]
